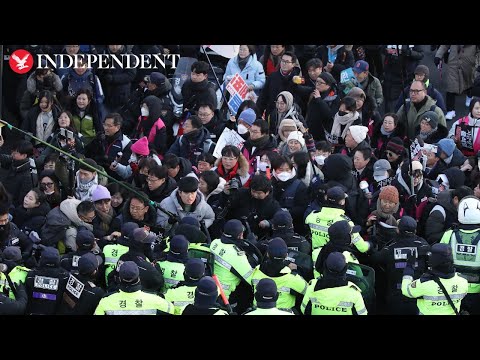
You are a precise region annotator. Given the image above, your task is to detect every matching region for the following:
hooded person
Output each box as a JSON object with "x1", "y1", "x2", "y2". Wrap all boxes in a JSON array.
[
  {"x1": 268, "y1": 91, "x2": 306, "y2": 136},
  {"x1": 136, "y1": 95, "x2": 168, "y2": 155},
  {"x1": 181, "y1": 276, "x2": 229, "y2": 315},
  {"x1": 276, "y1": 118, "x2": 298, "y2": 147}
]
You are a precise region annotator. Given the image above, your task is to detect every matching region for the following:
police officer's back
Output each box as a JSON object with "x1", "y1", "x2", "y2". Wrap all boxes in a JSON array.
[
  {"x1": 25, "y1": 247, "x2": 69, "y2": 315},
  {"x1": 1, "y1": 246, "x2": 30, "y2": 299},
  {"x1": 0, "y1": 263, "x2": 27, "y2": 315},
  {"x1": 182, "y1": 276, "x2": 229, "y2": 315},
  {"x1": 58, "y1": 252, "x2": 106, "y2": 315},
  {"x1": 164, "y1": 258, "x2": 205, "y2": 315},
  {"x1": 251, "y1": 238, "x2": 307, "y2": 312},
  {"x1": 157, "y1": 235, "x2": 189, "y2": 293},
  {"x1": 95, "y1": 261, "x2": 174, "y2": 315},
  {"x1": 266, "y1": 210, "x2": 311, "y2": 255},
  {"x1": 370, "y1": 216, "x2": 430, "y2": 315},
  {"x1": 244, "y1": 278, "x2": 294, "y2": 315},
  {"x1": 301, "y1": 252, "x2": 367, "y2": 315},
  {"x1": 402, "y1": 243, "x2": 468, "y2": 315}
]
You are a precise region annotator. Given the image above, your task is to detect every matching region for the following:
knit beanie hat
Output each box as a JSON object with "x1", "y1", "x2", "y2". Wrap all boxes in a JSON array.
[
  {"x1": 91, "y1": 185, "x2": 111, "y2": 202},
  {"x1": 379, "y1": 185, "x2": 399, "y2": 204},
  {"x1": 287, "y1": 131, "x2": 305, "y2": 147},
  {"x1": 347, "y1": 125, "x2": 368, "y2": 144},
  {"x1": 238, "y1": 108, "x2": 256, "y2": 126},
  {"x1": 436, "y1": 138, "x2": 456, "y2": 158},
  {"x1": 347, "y1": 87, "x2": 366, "y2": 101},
  {"x1": 386, "y1": 137, "x2": 405, "y2": 155},
  {"x1": 131, "y1": 136, "x2": 150, "y2": 156},
  {"x1": 420, "y1": 111, "x2": 438, "y2": 129}
]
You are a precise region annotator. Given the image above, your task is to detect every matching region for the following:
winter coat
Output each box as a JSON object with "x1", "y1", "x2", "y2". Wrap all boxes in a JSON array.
[
  {"x1": 424, "y1": 190, "x2": 458, "y2": 244},
  {"x1": 12, "y1": 202, "x2": 51, "y2": 234},
  {"x1": 144, "y1": 176, "x2": 177, "y2": 204},
  {"x1": 110, "y1": 197, "x2": 163, "y2": 234},
  {"x1": 0, "y1": 156, "x2": 35, "y2": 207},
  {"x1": 181, "y1": 79, "x2": 218, "y2": 112},
  {"x1": 305, "y1": 90, "x2": 341, "y2": 142},
  {"x1": 224, "y1": 54, "x2": 266, "y2": 91},
  {"x1": 214, "y1": 154, "x2": 251, "y2": 186},
  {"x1": 167, "y1": 127, "x2": 215, "y2": 167},
  {"x1": 436, "y1": 45, "x2": 479, "y2": 94}
]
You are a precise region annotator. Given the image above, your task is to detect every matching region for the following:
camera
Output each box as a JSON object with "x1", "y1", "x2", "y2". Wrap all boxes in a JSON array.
[{"x1": 228, "y1": 178, "x2": 242, "y2": 191}]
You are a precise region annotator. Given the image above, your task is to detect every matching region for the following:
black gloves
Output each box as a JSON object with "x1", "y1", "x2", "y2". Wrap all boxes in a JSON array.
[
  {"x1": 168, "y1": 216, "x2": 179, "y2": 225},
  {"x1": 434, "y1": 57, "x2": 441, "y2": 67}
]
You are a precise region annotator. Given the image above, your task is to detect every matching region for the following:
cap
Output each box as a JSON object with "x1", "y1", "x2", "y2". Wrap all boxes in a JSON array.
[
  {"x1": 132, "y1": 227, "x2": 156, "y2": 244},
  {"x1": 373, "y1": 159, "x2": 391, "y2": 177},
  {"x1": 78, "y1": 158, "x2": 98, "y2": 172},
  {"x1": 267, "y1": 237, "x2": 288, "y2": 259},
  {"x1": 326, "y1": 186, "x2": 347, "y2": 203},
  {"x1": 177, "y1": 176, "x2": 199, "y2": 193},
  {"x1": 287, "y1": 131, "x2": 306, "y2": 147},
  {"x1": 271, "y1": 210, "x2": 293, "y2": 228},
  {"x1": 120, "y1": 222, "x2": 139, "y2": 244},
  {"x1": 328, "y1": 220, "x2": 359, "y2": 245},
  {"x1": 131, "y1": 136, "x2": 150, "y2": 156},
  {"x1": 195, "y1": 276, "x2": 219, "y2": 308},
  {"x1": 325, "y1": 252, "x2": 348, "y2": 274},
  {"x1": 255, "y1": 278, "x2": 278, "y2": 305},
  {"x1": 398, "y1": 216, "x2": 417, "y2": 233},
  {"x1": 352, "y1": 60, "x2": 369, "y2": 74},
  {"x1": 146, "y1": 72, "x2": 166, "y2": 86},
  {"x1": 180, "y1": 216, "x2": 200, "y2": 229},
  {"x1": 347, "y1": 125, "x2": 368, "y2": 144},
  {"x1": 39, "y1": 247, "x2": 60, "y2": 267},
  {"x1": 91, "y1": 185, "x2": 111, "y2": 202},
  {"x1": 78, "y1": 252, "x2": 99, "y2": 275},
  {"x1": 184, "y1": 258, "x2": 205, "y2": 281},
  {"x1": 75, "y1": 229, "x2": 96, "y2": 249},
  {"x1": 238, "y1": 108, "x2": 256, "y2": 126},
  {"x1": 420, "y1": 111, "x2": 439, "y2": 129},
  {"x1": 429, "y1": 243, "x2": 453, "y2": 268},
  {"x1": 222, "y1": 219, "x2": 244, "y2": 239},
  {"x1": 379, "y1": 185, "x2": 399, "y2": 204},
  {"x1": 2, "y1": 246, "x2": 22, "y2": 262},
  {"x1": 386, "y1": 137, "x2": 405, "y2": 155},
  {"x1": 119, "y1": 261, "x2": 140, "y2": 283},
  {"x1": 436, "y1": 139, "x2": 456, "y2": 158},
  {"x1": 170, "y1": 235, "x2": 189, "y2": 255}
]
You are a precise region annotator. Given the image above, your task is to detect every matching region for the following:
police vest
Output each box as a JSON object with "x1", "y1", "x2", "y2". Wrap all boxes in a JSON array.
[
  {"x1": 279, "y1": 179, "x2": 302, "y2": 210},
  {"x1": 210, "y1": 239, "x2": 255, "y2": 298},
  {"x1": 94, "y1": 289, "x2": 174, "y2": 315},
  {"x1": 441, "y1": 228, "x2": 480, "y2": 293},
  {"x1": 158, "y1": 261, "x2": 185, "y2": 293},
  {"x1": 251, "y1": 266, "x2": 308, "y2": 310},
  {"x1": 402, "y1": 273, "x2": 469, "y2": 315},
  {"x1": 103, "y1": 244, "x2": 129, "y2": 285},
  {"x1": 305, "y1": 207, "x2": 349, "y2": 249},
  {"x1": 312, "y1": 249, "x2": 359, "y2": 279},
  {"x1": 300, "y1": 279, "x2": 367, "y2": 315},
  {"x1": 164, "y1": 284, "x2": 197, "y2": 315},
  {"x1": 244, "y1": 307, "x2": 294, "y2": 315},
  {"x1": 8, "y1": 265, "x2": 30, "y2": 299},
  {"x1": 0, "y1": 273, "x2": 12, "y2": 299},
  {"x1": 188, "y1": 243, "x2": 215, "y2": 276},
  {"x1": 63, "y1": 273, "x2": 96, "y2": 310}
]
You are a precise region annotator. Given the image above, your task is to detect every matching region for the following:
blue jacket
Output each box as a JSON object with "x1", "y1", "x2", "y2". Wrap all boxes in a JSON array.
[{"x1": 224, "y1": 54, "x2": 266, "y2": 91}]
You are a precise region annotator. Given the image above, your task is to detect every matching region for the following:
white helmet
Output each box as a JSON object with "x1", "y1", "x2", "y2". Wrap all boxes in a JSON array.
[{"x1": 458, "y1": 196, "x2": 480, "y2": 225}]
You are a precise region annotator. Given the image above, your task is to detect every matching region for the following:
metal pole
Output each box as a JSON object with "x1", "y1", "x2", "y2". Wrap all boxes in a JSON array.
[{"x1": 0, "y1": 45, "x2": 4, "y2": 120}]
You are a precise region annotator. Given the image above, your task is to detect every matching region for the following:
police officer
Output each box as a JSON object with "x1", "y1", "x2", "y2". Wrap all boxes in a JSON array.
[
  {"x1": 305, "y1": 186, "x2": 370, "y2": 252},
  {"x1": 60, "y1": 229, "x2": 104, "y2": 273},
  {"x1": 210, "y1": 219, "x2": 255, "y2": 310},
  {"x1": 95, "y1": 261, "x2": 174, "y2": 315},
  {"x1": 25, "y1": 247, "x2": 69, "y2": 315},
  {"x1": 251, "y1": 238, "x2": 307, "y2": 313},
  {"x1": 301, "y1": 252, "x2": 367, "y2": 315},
  {"x1": 58, "y1": 252, "x2": 106, "y2": 315},
  {"x1": 244, "y1": 278, "x2": 294, "y2": 315},
  {"x1": 157, "y1": 235, "x2": 189, "y2": 293},
  {"x1": 182, "y1": 276, "x2": 229, "y2": 315},
  {"x1": 0, "y1": 263, "x2": 27, "y2": 315},
  {"x1": 266, "y1": 210, "x2": 311, "y2": 255},
  {"x1": 402, "y1": 243, "x2": 468, "y2": 315},
  {"x1": 103, "y1": 222, "x2": 138, "y2": 287},
  {"x1": 113, "y1": 227, "x2": 164, "y2": 294},
  {"x1": 440, "y1": 196, "x2": 480, "y2": 314},
  {"x1": 164, "y1": 258, "x2": 205, "y2": 315},
  {"x1": 313, "y1": 220, "x2": 361, "y2": 279},
  {"x1": 370, "y1": 216, "x2": 430, "y2": 315},
  {"x1": 0, "y1": 246, "x2": 30, "y2": 299}
]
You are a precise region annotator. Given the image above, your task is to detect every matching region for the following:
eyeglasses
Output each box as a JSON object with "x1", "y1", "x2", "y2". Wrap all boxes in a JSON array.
[
  {"x1": 280, "y1": 59, "x2": 293, "y2": 64},
  {"x1": 316, "y1": 80, "x2": 327, "y2": 85},
  {"x1": 198, "y1": 112, "x2": 213, "y2": 118},
  {"x1": 130, "y1": 205, "x2": 146, "y2": 212},
  {"x1": 146, "y1": 177, "x2": 161, "y2": 183},
  {"x1": 41, "y1": 182, "x2": 54, "y2": 187},
  {"x1": 249, "y1": 129, "x2": 261, "y2": 134},
  {"x1": 386, "y1": 151, "x2": 397, "y2": 157},
  {"x1": 409, "y1": 89, "x2": 424, "y2": 94}
]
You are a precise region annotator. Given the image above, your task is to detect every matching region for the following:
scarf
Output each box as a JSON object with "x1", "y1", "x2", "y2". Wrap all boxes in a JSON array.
[
  {"x1": 380, "y1": 127, "x2": 394, "y2": 136},
  {"x1": 237, "y1": 55, "x2": 249, "y2": 71},
  {"x1": 96, "y1": 207, "x2": 115, "y2": 231},
  {"x1": 248, "y1": 135, "x2": 270, "y2": 149},
  {"x1": 331, "y1": 111, "x2": 359, "y2": 140},
  {"x1": 36, "y1": 111, "x2": 55, "y2": 142},
  {"x1": 217, "y1": 162, "x2": 239, "y2": 182},
  {"x1": 371, "y1": 198, "x2": 399, "y2": 226},
  {"x1": 419, "y1": 127, "x2": 437, "y2": 140}
]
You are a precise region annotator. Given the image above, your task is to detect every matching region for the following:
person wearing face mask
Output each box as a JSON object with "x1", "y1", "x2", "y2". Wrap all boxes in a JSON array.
[
  {"x1": 236, "y1": 108, "x2": 257, "y2": 139},
  {"x1": 0, "y1": 203, "x2": 32, "y2": 260},
  {"x1": 271, "y1": 156, "x2": 308, "y2": 234},
  {"x1": 166, "y1": 115, "x2": 215, "y2": 167},
  {"x1": 241, "y1": 120, "x2": 278, "y2": 176},
  {"x1": 38, "y1": 171, "x2": 62, "y2": 209},
  {"x1": 135, "y1": 95, "x2": 168, "y2": 156},
  {"x1": 12, "y1": 188, "x2": 51, "y2": 236}
]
